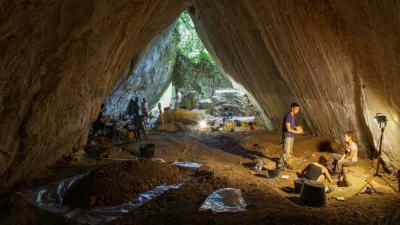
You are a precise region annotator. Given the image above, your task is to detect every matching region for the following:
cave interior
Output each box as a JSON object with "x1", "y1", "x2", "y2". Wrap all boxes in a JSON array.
[{"x1": 0, "y1": 1, "x2": 400, "y2": 225}]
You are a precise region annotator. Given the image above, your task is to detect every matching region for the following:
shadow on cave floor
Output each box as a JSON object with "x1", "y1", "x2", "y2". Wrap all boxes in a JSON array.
[
  {"x1": 317, "y1": 140, "x2": 339, "y2": 153},
  {"x1": 186, "y1": 131, "x2": 261, "y2": 160}
]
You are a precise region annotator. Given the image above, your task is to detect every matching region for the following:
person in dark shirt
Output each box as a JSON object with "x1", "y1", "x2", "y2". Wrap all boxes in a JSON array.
[
  {"x1": 279, "y1": 103, "x2": 303, "y2": 169},
  {"x1": 133, "y1": 114, "x2": 147, "y2": 140},
  {"x1": 127, "y1": 98, "x2": 135, "y2": 117},
  {"x1": 133, "y1": 96, "x2": 140, "y2": 116},
  {"x1": 298, "y1": 156, "x2": 333, "y2": 183},
  {"x1": 93, "y1": 103, "x2": 106, "y2": 132}
]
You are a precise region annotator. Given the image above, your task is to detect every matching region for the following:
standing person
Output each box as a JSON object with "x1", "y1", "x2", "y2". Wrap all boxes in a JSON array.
[
  {"x1": 133, "y1": 114, "x2": 147, "y2": 140},
  {"x1": 157, "y1": 102, "x2": 166, "y2": 125},
  {"x1": 141, "y1": 97, "x2": 149, "y2": 124},
  {"x1": 329, "y1": 131, "x2": 358, "y2": 177},
  {"x1": 127, "y1": 98, "x2": 135, "y2": 117},
  {"x1": 279, "y1": 103, "x2": 304, "y2": 169},
  {"x1": 133, "y1": 96, "x2": 140, "y2": 116},
  {"x1": 92, "y1": 103, "x2": 107, "y2": 144},
  {"x1": 93, "y1": 103, "x2": 106, "y2": 132},
  {"x1": 175, "y1": 89, "x2": 182, "y2": 109}
]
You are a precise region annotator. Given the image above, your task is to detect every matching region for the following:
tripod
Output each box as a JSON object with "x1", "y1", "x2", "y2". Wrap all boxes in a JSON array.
[{"x1": 358, "y1": 121, "x2": 399, "y2": 194}]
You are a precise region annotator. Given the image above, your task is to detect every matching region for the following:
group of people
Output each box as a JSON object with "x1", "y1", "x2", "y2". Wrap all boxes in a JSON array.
[
  {"x1": 280, "y1": 103, "x2": 359, "y2": 183},
  {"x1": 127, "y1": 96, "x2": 149, "y2": 124},
  {"x1": 90, "y1": 94, "x2": 150, "y2": 143}
]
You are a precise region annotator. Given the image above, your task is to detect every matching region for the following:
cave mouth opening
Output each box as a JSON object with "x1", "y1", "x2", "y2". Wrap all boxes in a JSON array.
[
  {"x1": 90, "y1": 10, "x2": 267, "y2": 145},
  {"x1": 3, "y1": 3, "x2": 400, "y2": 225}
]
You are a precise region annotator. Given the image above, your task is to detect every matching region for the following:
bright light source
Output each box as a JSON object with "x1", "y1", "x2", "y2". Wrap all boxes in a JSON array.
[
  {"x1": 198, "y1": 120, "x2": 207, "y2": 128},
  {"x1": 215, "y1": 89, "x2": 238, "y2": 94}
]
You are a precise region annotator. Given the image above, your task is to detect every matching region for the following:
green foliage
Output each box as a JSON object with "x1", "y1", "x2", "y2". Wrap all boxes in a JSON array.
[{"x1": 174, "y1": 11, "x2": 212, "y2": 64}]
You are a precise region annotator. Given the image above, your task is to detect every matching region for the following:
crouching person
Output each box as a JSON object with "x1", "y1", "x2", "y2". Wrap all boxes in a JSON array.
[
  {"x1": 298, "y1": 156, "x2": 334, "y2": 183},
  {"x1": 330, "y1": 131, "x2": 358, "y2": 178}
]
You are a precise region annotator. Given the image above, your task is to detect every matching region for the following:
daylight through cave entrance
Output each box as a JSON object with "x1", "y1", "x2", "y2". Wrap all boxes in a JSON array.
[{"x1": 99, "y1": 11, "x2": 267, "y2": 140}]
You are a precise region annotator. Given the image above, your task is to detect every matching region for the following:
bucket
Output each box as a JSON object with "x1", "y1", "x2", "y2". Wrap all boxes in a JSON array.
[
  {"x1": 267, "y1": 169, "x2": 280, "y2": 178},
  {"x1": 294, "y1": 178, "x2": 306, "y2": 193},
  {"x1": 140, "y1": 144, "x2": 155, "y2": 158},
  {"x1": 300, "y1": 180, "x2": 326, "y2": 207}
]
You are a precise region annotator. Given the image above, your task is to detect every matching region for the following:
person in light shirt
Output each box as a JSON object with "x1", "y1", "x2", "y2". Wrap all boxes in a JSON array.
[
  {"x1": 330, "y1": 131, "x2": 358, "y2": 177},
  {"x1": 141, "y1": 97, "x2": 149, "y2": 124},
  {"x1": 175, "y1": 90, "x2": 182, "y2": 109}
]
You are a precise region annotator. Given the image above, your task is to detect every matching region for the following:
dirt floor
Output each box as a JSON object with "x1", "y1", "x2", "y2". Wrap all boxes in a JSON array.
[{"x1": 1, "y1": 125, "x2": 399, "y2": 225}]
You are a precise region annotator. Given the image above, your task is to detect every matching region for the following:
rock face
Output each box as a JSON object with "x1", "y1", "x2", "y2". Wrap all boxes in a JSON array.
[
  {"x1": 172, "y1": 54, "x2": 232, "y2": 98},
  {"x1": 1, "y1": 0, "x2": 400, "y2": 191},
  {"x1": 104, "y1": 24, "x2": 177, "y2": 116},
  {"x1": 210, "y1": 91, "x2": 258, "y2": 117},
  {"x1": 0, "y1": 0, "x2": 189, "y2": 191},
  {"x1": 191, "y1": 0, "x2": 400, "y2": 169},
  {"x1": 181, "y1": 91, "x2": 199, "y2": 110}
]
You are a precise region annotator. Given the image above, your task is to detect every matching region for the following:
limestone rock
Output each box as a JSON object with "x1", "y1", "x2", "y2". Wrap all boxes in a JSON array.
[
  {"x1": 0, "y1": 0, "x2": 190, "y2": 191},
  {"x1": 104, "y1": 24, "x2": 178, "y2": 116},
  {"x1": 210, "y1": 91, "x2": 257, "y2": 117},
  {"x1": 198, "y1": 99, "x2": 214, "y2": 113},
  {"x1": 172, "y1": 54, "x2": 232, "y2": 98},
  {"x1": 181, "y1": 91, "x2": 199, "y2": 110},
  {"x1": 192, "y1": 0, "x2": 400, "y2": 170},
  {"x1": 254, "y1": 158, "x2": 276, "y2": 170}
]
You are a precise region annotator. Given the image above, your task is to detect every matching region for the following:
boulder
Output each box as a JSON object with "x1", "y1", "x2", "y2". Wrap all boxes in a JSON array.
[
  {"x1": 198, "y1": 99, "x2": 214, "y2": 113},
  {"x1": 254, "y1": 158, "x2": 276, "y2": 170},
  {"x1": 181, "y1": 91, "x2": 199, "y2": 110}
]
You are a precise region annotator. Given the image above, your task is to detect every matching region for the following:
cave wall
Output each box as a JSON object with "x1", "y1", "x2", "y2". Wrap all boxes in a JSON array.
[
  {"x1": 191, "y1": 0, "x2": 400, "y2": 169},
  {"x1": 0, "y1": 0, "x2": 190, "y2": 191},
  {"x1": 104, "y1": 24, "x2": 177, "y2": 116}
]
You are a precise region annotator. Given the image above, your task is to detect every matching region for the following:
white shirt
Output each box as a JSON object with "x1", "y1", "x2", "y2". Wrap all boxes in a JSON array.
[
  {"x1": 176, "y1": 92, "x2": 182, "y2": 103},
  {"x1": 345, "y1": 142, "x2": 358, "y2": 162}
]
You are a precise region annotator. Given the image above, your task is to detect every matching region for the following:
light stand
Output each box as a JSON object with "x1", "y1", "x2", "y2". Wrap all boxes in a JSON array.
[{"x1": 358, "y1": 114, "x2": 399, "y2": 194}]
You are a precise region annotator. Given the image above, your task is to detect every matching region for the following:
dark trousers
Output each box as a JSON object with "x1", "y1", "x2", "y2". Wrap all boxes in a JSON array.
[{"x1": 135, "y1": 127, "x2": 147, "y2": 140}]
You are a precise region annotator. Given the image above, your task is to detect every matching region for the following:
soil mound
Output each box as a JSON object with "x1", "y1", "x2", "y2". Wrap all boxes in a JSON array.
[
  {"x1": 64, "y1": 159, "x2": 183, "y2": 208},
  {"x1": 163, "y1": 109, "x2": 204, "y2": 124},
  {"x1": 110, "y1": 171, "x2": 229, "y2": 225}
]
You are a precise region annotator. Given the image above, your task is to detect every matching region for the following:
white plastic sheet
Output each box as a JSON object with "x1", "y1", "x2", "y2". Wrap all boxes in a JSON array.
[
  {"x1": 199, "y1": 188, "x2": 247, "y2": 212},
  {"x1": 18, "y1": 173, "x2": 87, "y2": 214},
  {"x1": 172, "y1": 161, "x2": 202, "y2": 169},
  {"x1": 18, "y1": 174, "x2": 182, "y2": 225}
]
